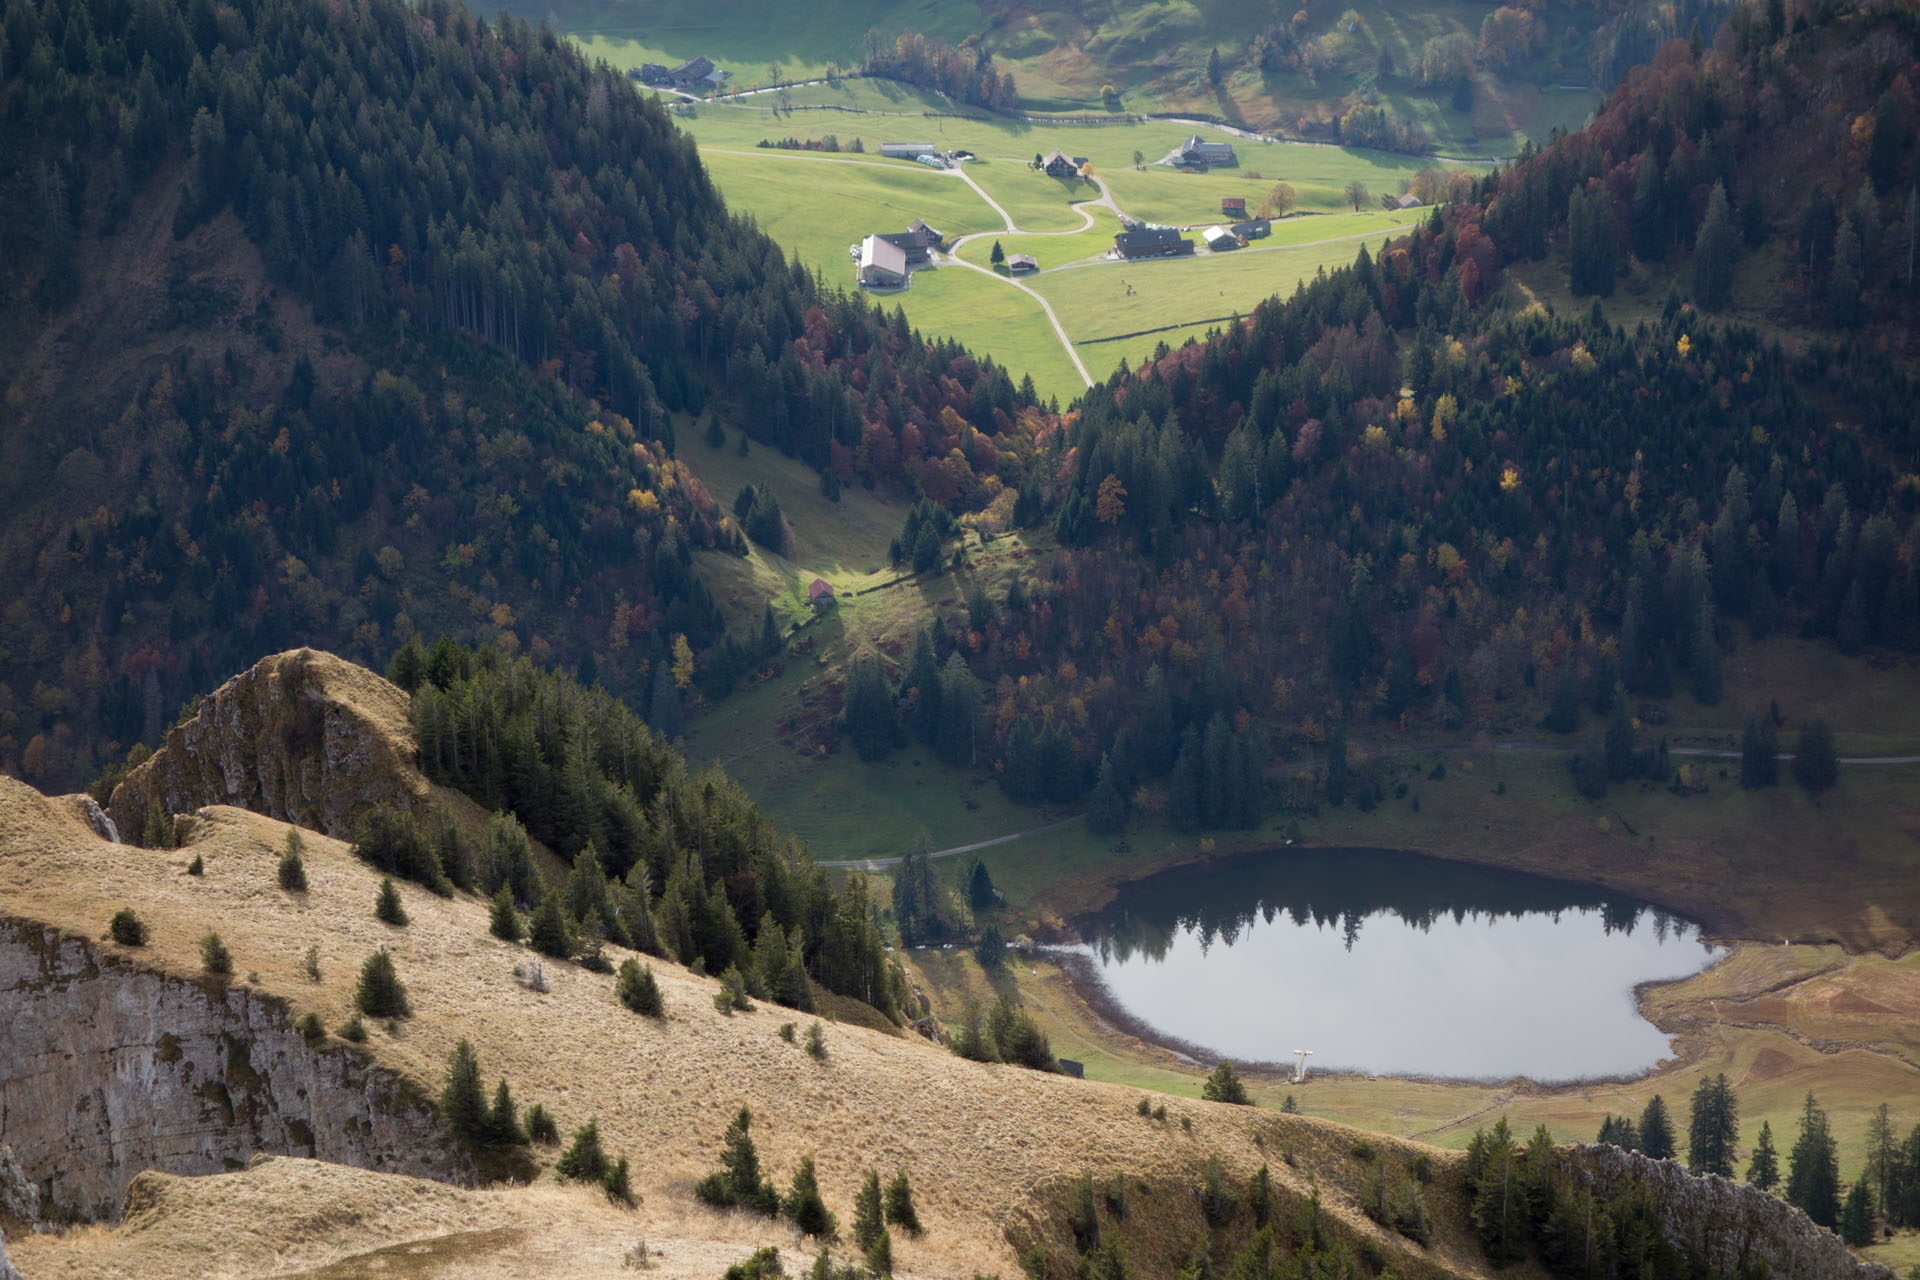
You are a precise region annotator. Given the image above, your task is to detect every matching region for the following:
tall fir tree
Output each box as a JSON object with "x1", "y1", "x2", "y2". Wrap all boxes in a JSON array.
[
  {"x1": 1639, "y1": 1094, "x2": 1676, "y2": 1160},
  {"x1": 1687, "y1": 1072, "x2": 1740, "y2": 1177},
  {"x1": 1748, "y1": 1120, "x2": 1780, "y2": 1190},
  {"x1": 1786, "y1": 1092, "x2": 1843, "y2": 1228},
  {"x1": 1693, "y1": 181, "x2": 1737, "y2": 310}
]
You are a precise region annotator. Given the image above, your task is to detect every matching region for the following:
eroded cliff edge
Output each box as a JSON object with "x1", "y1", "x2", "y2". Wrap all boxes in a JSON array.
[{"x1": 0, "y1": 918, "x2": 472, "y2": 1224}]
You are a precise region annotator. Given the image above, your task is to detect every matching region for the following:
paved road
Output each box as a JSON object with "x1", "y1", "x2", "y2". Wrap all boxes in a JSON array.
[
  {"x1": 817, "y1": 813, "x2": 1086, "y2": 870},
  {"x1": 945, "y1": 163, "x2": 1097, "y2": 387}
]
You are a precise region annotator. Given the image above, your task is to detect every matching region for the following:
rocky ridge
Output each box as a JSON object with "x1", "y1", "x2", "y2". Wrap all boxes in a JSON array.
[
  {"x1": 1566, "y1": 1145, "x2": 1893, "y2": 1280},
  {"x1": 107, "y1": 649, "x2": 482, "y2": 844}
]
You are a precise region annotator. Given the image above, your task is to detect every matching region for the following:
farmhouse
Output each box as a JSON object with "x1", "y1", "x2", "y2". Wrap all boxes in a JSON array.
[
  {"x1": 1040, "y1": 148, "x2": 1088, "y2": 179},
  {"x1": 857, "y1": 235, "x2": 909, "y2": 289},
  {"x1": 876, "y1": 218, "x2": 944, "y2": 266},
  {"x1": 1202, "y1": 225, "x2": 1240, "y2": 252},
  {"x1": 1162, "y1": 134, "x2": 1237, "y2": 167},
  {"x1": 1113, "y1": 225, "x2": 1194, "y2": 259},
  {"x1": 636, "y1": 57, "x2": 730, "y2": 92},
  {"x1": 808, "y1": 578, "x2": 837, "y2": 610},
  {"x1": 1007, "y1": 252, "x2": 1038, "y2": 274},
  {"x1": 1396, "y1": 193, "x2": 1424, "y2": 209},
  {"x1": 880, "y1": 142, "x2": 938, "y2": 160},
  {"x1": 1231, "y1": 218, "x2": 1272, "y2": 239},
  {"x1": 1220, "y1": 196, "x2": 1247, "y2": 217}
]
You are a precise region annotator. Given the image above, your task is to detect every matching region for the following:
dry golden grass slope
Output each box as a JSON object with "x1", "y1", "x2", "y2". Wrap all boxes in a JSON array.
[{"x1": 0, "y1": 768, "x2": 1507, "y2": 1280}]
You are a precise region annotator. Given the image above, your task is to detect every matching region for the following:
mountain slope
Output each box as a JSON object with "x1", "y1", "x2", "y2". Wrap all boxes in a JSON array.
[
  {"x1": 0, "y1": 755, "x2": 1495, "y2": 1280},
  {"x1": 0, "y1": 0, "x2": 1056, "y2": 792}
]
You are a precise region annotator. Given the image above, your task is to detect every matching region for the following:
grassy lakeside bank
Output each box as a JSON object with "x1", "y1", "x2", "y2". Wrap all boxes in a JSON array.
[{"x1": 897, "y1": 940, "x2": 1920, "y2": 1191}]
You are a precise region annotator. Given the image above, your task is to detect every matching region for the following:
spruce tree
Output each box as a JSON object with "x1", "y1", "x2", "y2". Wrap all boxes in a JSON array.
[
  {"x1": 527, "y1": 889, "x2": 574, "y2": 958},
  {"x1": 1471, "y1": 1123, "x2": 1528, "y2": 1266},
  {"x1": 556, "y1": 1119, "x2": 610, "y2": 1184},
  {"x1": 277, "y1": 830, "x2": 308, "y2": 891},
  {"x1": 1202, "y1": 1060, "x2": 1250, "y2": 1104},
  {"x1": 1787, "y1": 1092, "x2": 1843, "y2": 1228},
  {"x1": 489, "y1": 886, "x2": 524, "y2": 941},
  {"x1": 1694, "y1": 181, "x2": 1737, "y2": 310},
  {"x1": 1793, "y1": 719, "x2": 1839, "y2": 793},
  {"x1": 1597, "y1": 1114, "x2": 1639, "y2": 1150},
  {"x1": 440, "y1": 1039, "x2": 488, "y2": 1142},
  {"x1": 354, "y1": 948, "x2": 410, "y2": 1018},
  {"x1": 617, "y1": 957, "x2": 665, "y2": 1016},
  {"x1": 884, "y1": 1170, "x2": 922, "y2": 1235},
  {"x1": 784, "y1": 1156, "x2": 838, "y2": 1238},
  {"x1": 1840, "y1": 1180, "x2": 1875, "y2": 1246},
  {"x1": 201, "y1": 931, "x2": 233, "y2": 975},
  {"x1": 1740, "y1": 715, "x2": 1779, "y2": 789},
  {"x1": 1748, "y1": 1119, "x2": 1780, "y2": 1190},
  {"x1": 695, "y1": 1107, "x2": 779, "y2": 1216},
  {"x1": 966, "y1": 858, "x2": 996, "y2": 912},
  {"x1": 1639, "y1": 1095, "x2": 1676, "y2": 1160},
  {"x1": 109, "y1": 908, "x2": 148, "y2": 946},
  {"x1": 1687, "y1": 1072, "x2": 1740, "y2": 1177},
  {"x1": 484, "y1": 1078, "x2": 525, "y2": 1147},
  {"x1": 853, "y1": 1169, "x2": 886, "y2": 1250},
  {"x1": 374, "y1": 876, "x2": 409, "y2": 925},
  {"x1": 1087, "y1": 752, "x2": 1127, "y2": 835}
]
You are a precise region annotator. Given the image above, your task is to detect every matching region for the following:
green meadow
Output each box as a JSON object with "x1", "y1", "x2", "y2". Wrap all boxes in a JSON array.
[{"x1": 682, "y1": 85, "x2": 1456, "y2": 400}]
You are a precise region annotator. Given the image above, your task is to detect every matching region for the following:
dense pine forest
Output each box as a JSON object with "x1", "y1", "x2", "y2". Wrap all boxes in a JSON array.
[
  {"x1": 842, "y1": 3, "x2": 1919, "y2": 825},
  {"x1": 386, "y1": 636, "x2": 906, "y2": 1017},
  {"x1": 0, "y1": 0, "x2": 1053, "y2": 788}
]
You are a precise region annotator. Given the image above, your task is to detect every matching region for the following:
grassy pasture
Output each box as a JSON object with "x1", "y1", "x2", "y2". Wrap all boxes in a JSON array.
[{"x1": 538, "y1": 0, "x2": 1600, "y2": 146}]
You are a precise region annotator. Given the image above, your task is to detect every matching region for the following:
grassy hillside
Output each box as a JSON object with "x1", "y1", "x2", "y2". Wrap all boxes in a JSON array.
[
  {"x1": 535, "y1": 0, "x2": 1612, "y2": 151},
  {"x1": 0, "y1": 768, "x2": 1497, "y2": 1280}
]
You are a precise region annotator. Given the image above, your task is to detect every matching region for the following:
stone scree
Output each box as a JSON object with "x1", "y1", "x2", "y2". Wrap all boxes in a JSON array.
[
  {"x1": 1564, "y1": 1144, "x2": 1894, "y2": 1280},
  {"x1": 0, "y1": 919, "x2": 473, "y2": 1223}
]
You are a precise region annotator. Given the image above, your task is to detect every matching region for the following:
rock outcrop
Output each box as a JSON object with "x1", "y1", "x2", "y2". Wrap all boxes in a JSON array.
[
  {"x1": 108, "y1": 649, "x2": 450, "y2": 843},
  {"x1": 0, "y1": 919, "x2": 473, "y2": 1223},
  {"x1": 1565, "y1": 1144, "x2": 1893, "y2": 1280},
  {"x1": 0, "y1": 1225, "x2": 19, "y2": 1280}
]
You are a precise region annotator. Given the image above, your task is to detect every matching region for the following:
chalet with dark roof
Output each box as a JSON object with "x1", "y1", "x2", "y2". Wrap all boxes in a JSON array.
[
  {"x1": 876, "y1": 218, "x2": 944, "y2": 266},
  {"x1": 1164, "y1": 134, "x2": 1237, "y2": 167},
  {"x1": 1041, "y1": 148, "x2": 1087, "y2": 179},
  {"x1": 1113, "y1": 225, "x2": 1194, "y2": 259}
]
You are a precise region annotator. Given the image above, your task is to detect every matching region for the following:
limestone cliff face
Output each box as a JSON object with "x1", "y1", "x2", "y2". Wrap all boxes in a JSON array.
[
  {"x1": 0, "y1": 919, "x2": 473, "y2": 1224},
  {"x1": 0, "y1": 1226, "x2": 19, "y2": 1280},
  {"x1": 1565, "y1": 1145, "x2": 1891, "y2": 1280},
  {"x1": 108, "y1": 649, "x2": 438, "y2": 843}
]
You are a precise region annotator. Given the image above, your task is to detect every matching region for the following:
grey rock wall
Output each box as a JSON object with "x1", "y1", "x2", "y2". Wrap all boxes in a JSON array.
[
  {"x1": 1565, "y1": 1144, "x2": 1893, "y2": 1280},
  {"x1": 0, "y1": 1225, "x2": 20, "y2": 1280},
  {"x1": 107, "y1": 649, "x2": 428, "y2": 843},
  {"x1": 0, "y1": 919, "x2": 472, "y2": 1224}
]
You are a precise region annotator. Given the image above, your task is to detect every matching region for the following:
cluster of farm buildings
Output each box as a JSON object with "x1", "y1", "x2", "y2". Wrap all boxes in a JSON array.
[{"x1": 632, "y1": 56, "x2": 730, "y2": 92}]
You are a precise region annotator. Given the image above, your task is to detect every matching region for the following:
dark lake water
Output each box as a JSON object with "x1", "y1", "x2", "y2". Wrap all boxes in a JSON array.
[{"x1": 1072, "y1": 848, "x2": 1721, "y2": 1082}]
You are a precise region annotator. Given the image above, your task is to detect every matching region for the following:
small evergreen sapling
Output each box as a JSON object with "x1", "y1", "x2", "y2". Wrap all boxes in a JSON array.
[
  {"x1": 109, "y1": 908, "x2": 148, "y2": 946},
  {"x1": 525, "y1": 1103, "x2": 559, "y2": 1145},
  {"x1": 338, "y1": 1014, "x2": 368, "y2": 1042},
  {"x1": 201, "y1": 931, "x2": 233, "y2": 975},
  {"x1": 527, "y1": 889, "x2": 573, "y2": 958},
  {"x1": 374, "y1": 876, "x2": 409, "y2": 925},
  {"x1": 1202, "y1": 1060, "x2": 1250, "y2": 1104},
  {"x1": 489, "y1": 886, "x2": 524, "y2": 942},
  {"x1": 695, "y1": 1107, "x2": 780, "y2": 1216},
  {"x1": 277, "y1": 830, "x2": 308, "y2": 891},
  {"x1": 187, "y1": 853, "x2": 204, "y2": 875},
  {"x1": 354, "y1": 948, "x2": 410, "y2": 1018},
  {"x1": 853, "y1": 1169, "x2": 885, "y2": 1249},
  {"x1": 440, "y1": 1040, "x2": 488, "y2": 1141},
  {"x1": 806, "y1": 1020, "x2": 828, "y2": 1059},
  {"x1": 617, "y1": 958, "x2": 665, "y2": 1016},
  {"x1": 883, "y1": 1169, "x2": 922, "y2": 1235},
  {"x1": 783, "y1": 1156, "x2": 838, "y2": 1238}
]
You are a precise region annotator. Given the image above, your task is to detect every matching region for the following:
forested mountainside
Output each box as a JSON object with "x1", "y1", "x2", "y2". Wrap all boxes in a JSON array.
[
  {"x1": 849, "y1": 1, "x2": 1919, "y2": 824},
  {"x1": 0, "y1": 0, "x2": 1054, "y2": 789}
]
